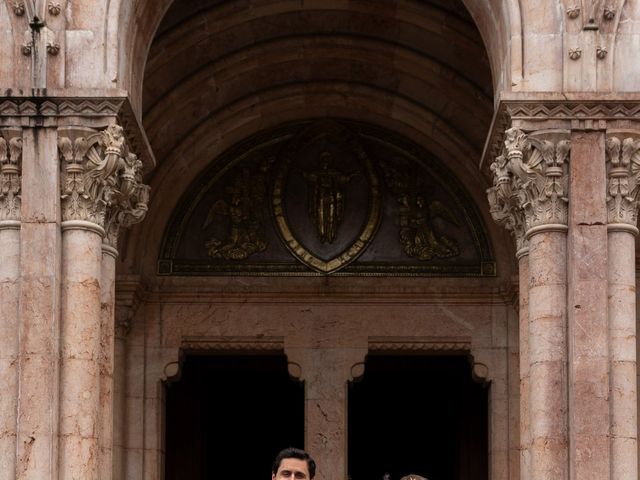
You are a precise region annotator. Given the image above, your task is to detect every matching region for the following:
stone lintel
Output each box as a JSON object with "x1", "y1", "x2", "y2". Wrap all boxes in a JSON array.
[
  {"x1": 481, "y1": 93, "x2": 640, "y2": 171},
  {"x1": 0, "y1": 91, "x2": 155, "y2": 173}
]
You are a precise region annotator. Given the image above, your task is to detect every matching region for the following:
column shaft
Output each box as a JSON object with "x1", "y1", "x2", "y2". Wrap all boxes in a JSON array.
[
  {"x1": 567, "y1": 130, "x2": 610, "y2": 479},
  {"x1": 99, "y1": 247, "x2": 118, "y2": 480},
  {"x1": 59, "y1": 225, "x2": 103, "y2": 480},
  {"x1": 113, "y1": 324, "x2": 127, "y2": 480},
  {"x1": 0, "y1": 225, "x2": 20, "y2": 480},
  {"x1": 527, "y1": 230, "x2": 568, "y2": 479},
  {"x1": 608, "y1": 228, "x2": 638, "y2": 479},
  {"x1": 17, "y1": 127, "x2": 61, "y2": 480},
  {"x1": 518, "y1": 252, "x2": 531, "y2": 480}
]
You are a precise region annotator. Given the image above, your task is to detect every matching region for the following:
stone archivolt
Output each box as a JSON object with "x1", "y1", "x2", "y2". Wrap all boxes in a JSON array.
[
  {"x1": 0, "y1": 130, "x2": 22, "y2": 222},
  {"x1": 605, "y1": 135, "x2": 640, "y2": 228},
  {"x1": 487, "y1": 127, "x2": 570, "y2": 252},
  {"x1": 58, "y1": 124, "x2": 150, "y2": 246}
]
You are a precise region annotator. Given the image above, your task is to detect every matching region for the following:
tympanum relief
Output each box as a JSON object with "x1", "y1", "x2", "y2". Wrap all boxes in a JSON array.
[{"x1": 159, "y1": 120, "x2": 494, "y2": 276}]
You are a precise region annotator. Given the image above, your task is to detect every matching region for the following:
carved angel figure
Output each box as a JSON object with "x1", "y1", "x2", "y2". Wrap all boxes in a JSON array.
[
  {"x1": 203, "y1": 162, "x2": 269, "y2": 260},
  {"x1": 398, "y1": 191, "x2": 460, "y2": 261}
]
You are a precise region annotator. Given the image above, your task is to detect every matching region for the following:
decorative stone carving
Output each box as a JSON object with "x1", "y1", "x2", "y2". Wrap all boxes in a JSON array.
[
  {"x1": 566, "y1": 6, "x2": 580, "y2": 18},
  {"x1": 46, "y1": 42, "x2": 60, "y2": 56},
  {"x1": 0, "y1": 131, "x2": 23, "y2": 222},
  {"x1": 596, "y1": 46, "x2": 608, "y2": 59},
  {"x1": 12, "y1": 1, "x2": 26, "y2": 16},
  {"x1": 47, "y1": 1, "x2": 61, "y2": 15},
  {"x1": 603, "y1": 6, "x2": 615, "y2": 20},
  {"x1": 58, "y1": 124, "x2": 150, "y2": 242},
  {"x1": 487, "y1": 128, "x2": 570, "y2": 248},
  {"x1": 605, "y1": 136, "x2": 640, "y2": 226},
  {"x1": 203, "y1": 159, "x2": 270, "y2": 260},
  {"x1": 569, "y1": 48, "x2": 582, "y2": 60}
]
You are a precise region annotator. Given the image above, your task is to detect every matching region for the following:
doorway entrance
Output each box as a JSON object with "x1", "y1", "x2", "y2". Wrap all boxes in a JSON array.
[
  {"x1": 348, "y1": 355, "x2": 488, "y2": 480},
  {"x1": 164, "y1": 354, "x2": 304, "y2": 479}
]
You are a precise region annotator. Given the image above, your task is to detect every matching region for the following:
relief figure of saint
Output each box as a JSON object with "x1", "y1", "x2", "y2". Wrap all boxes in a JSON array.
[{"x1": 303, "y1": 151, "x2": 357, "y2": 244}]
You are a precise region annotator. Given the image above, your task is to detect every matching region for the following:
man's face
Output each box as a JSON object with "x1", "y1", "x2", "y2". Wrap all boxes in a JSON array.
[{"x1": 272, "y1": 458, "x2": 311, "y2": 480}]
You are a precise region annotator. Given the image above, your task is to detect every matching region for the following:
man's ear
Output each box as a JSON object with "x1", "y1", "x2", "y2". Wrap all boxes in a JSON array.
[{"x1": 272, "y1": 474, "x2": 276, "y2": 480}]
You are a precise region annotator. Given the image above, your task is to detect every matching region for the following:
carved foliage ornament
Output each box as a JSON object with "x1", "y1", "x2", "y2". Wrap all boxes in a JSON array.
[
  {"x1": 58, "y1": 124, "x2": 150, "y2": 246},
  {"x1": 487, "y1": 128, "x2": 570, "y2": 249},
  {"x1": 0, "y1": 131, "x2": 23, "y2": 222},
  {"x1": 605, "y1": 136, "x2": 640, "y2": 226}
]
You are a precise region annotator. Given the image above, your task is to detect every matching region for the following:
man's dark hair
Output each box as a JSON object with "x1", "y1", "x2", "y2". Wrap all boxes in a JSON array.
[{"x1": 272, "y1": 447, "x2": 316, "y2": 478}]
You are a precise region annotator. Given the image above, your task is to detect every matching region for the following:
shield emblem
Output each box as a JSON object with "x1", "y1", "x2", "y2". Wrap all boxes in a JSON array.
[{"x1": 272, "y1": 121, "x2": 382, "y2": 273}]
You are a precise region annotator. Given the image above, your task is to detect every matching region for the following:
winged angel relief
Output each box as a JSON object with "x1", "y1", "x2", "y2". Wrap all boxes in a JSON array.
[
  {"x1": 380, "y1": 157, "x2": 460, "y2": 261},
  {"x1": 202, "y1": 159, "x2": 272, "y2": 260}
]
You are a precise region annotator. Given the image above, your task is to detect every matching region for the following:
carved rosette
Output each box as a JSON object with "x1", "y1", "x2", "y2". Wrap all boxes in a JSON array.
[
  {"x1": 0, "y1": 130, "x2": 23, "y2": 222},
  {"x1": 487, "y1": 128, "x2": 570, "y2": 252},
  {"x1": 605, "y1": 136, "x2": 640, "y2": 227},
  {"x1": 58, "y1": 124, "x2": 150, "y2": 246}
]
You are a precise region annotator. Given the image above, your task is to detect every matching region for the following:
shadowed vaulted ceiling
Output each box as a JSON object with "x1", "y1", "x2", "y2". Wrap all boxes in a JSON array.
[{"x1": 142, "y1": 0, "x2": 493, "y2": 178}]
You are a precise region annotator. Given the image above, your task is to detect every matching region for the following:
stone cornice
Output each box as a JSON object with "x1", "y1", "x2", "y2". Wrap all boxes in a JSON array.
[
  {"x1": 0, "y1": 92, "x2": 155, "y2": 173},
  {"x1": 482, "y1": 93, "x2": 640, "y2": 171}
]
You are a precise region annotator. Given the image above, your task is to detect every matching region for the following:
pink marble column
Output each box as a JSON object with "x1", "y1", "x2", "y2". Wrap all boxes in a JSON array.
[
  {"x1": 58, "y1": 223, "x2": 104, "y2": 480},
  {"x1": 527, "y1": 227, "x2": 568, "y2": 480},
  {"x1": 567, "y1": 130, "x2": 610, "y2": 479},
  {"x1": 17, "y1": 127, "x2": 61, "y2": 480},
  {"x1": 0, "y1": 223, "x2": 20, "y2": 480},
  {"x1": 288, "y1": 347, "x2": 366, "y2": 480},
  {"x1": 112, "y1": 309, "x2": 128, "y2": 480},
  {"x1": 99, "y1": 244, "x2": 118, "y2": 480},
  {"x1": 517, "y1": 249, "x2": 531, "y2": 480},
  {"x1": 608, "y1": 226, "x2": 638, "y2": 479}
]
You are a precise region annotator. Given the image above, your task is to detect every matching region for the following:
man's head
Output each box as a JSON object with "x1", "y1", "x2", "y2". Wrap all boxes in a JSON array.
[{"x1": 271, "y1": 447, "x2": 316, "y2": 480}]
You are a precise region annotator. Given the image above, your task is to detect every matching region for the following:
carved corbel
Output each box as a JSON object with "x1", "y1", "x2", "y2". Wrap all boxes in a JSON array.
[
  {"x1": 58, "y1": 124, "x2": 150, "y2": 241},
  {"x1": 487, "y1": 127, "x2": 570, "y2": 252},
  {"x1": 0, "y1": 128, "x2": 23, "y2": 223},
  {"x1": 605, "y1": 135, "x2": 640, "y2": 229}
]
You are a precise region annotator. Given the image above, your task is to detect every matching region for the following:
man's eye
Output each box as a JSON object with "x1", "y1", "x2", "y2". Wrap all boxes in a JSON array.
[
  {"x1": 281, "y1": 472, "x2": 292, "y2": 478},
  {"x1": 294, "y1": 474, "x2": 307, "y2": 479}
]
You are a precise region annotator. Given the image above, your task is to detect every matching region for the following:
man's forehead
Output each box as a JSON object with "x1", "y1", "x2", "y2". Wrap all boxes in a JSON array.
[{"x1": 278, "y1": 458, "x2": 309, "y2": 474}]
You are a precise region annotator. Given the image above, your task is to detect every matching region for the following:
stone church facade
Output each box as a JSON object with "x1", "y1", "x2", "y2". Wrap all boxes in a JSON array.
[{"x1": 1, "y1": 1, "x2": 640, "y2": 479}]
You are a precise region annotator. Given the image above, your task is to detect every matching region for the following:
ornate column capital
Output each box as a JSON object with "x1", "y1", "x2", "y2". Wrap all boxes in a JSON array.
[
  {"x1": 0, "y1": 128, "x2": 23, "y2": 226},
  {"x1": 487, "y1": 127, "x2": 571, "y2": 252},
  {"x1": 58, "y1": 123, "x2": 150, "y2": 245},
  {"x1": 605, "y1": 133, "x2": 640, "y2": 234}
]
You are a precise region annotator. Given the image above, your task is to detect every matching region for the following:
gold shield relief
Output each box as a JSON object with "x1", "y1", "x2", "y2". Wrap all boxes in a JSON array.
[{"x1": 272, "y1": 122, "x2": 382, "y2": 273}]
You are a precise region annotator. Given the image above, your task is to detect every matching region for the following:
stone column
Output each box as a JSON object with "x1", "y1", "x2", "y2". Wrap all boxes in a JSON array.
[
  {"x1": 516, "y1": 249, "x2": 530, "y2": 480},
  {"x1": 99, "y1": 243, "x2": 118, "y2": 480},
  {"x1": 16, "y1": 126, "x2": 61, "y2": 480},
  {"x1": 57, "y1": 124, "x2": 149, "y2": 480},
  {"x1": 567, "y1": 129, "x2": 610, "y2": 479},
  {"x1": 286, "y1": 347, "x2": 366, "y2": 480},
  {"x1": 0, "y1": 128, "x2": 22, "y2": 480},
  {"x1": 605, "y1": 135, "x2": 639, "y2": 480},
  {"x1": 487, "y1": 127, "x2": 570, "y2": 480}
]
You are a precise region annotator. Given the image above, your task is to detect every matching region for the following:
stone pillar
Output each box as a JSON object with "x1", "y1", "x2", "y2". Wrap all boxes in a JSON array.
[
  {"x1": 16, "y1": 126, "x2": 61, "y2": 480},
  {"x1": 0, "y1": 128, "x2": 22, "y2": 480},
  {"x1": 99, "y1": 243, "x2": 118, "y2": 480},
  {"x1": 286, "y1": 347, "x2": 366, "y2": 480},
  {"x1": 605, "y1": 135, "x2": 639, "y2": 480},
  {"x1": 56, "y1": 124, "x2": 150, "y2": 480},
  {"x1": 567, "y1": 129, "x2": 610, "y2": 479},
  {"x1": 516, "y1": 249, "x2": 530, "y2": 480},
  {"x1": 112, "y1": 312, "x2": 130, "y2": 480},
  {"x1": 487, "y1": 127, "x2": 571, "y2": 480}
]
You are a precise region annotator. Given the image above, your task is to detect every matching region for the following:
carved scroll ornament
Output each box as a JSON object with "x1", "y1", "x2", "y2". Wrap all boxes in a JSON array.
[
  {"x1": 487, "y1": 128, "x2": 570, "y2": 251},
  {"x1": 0, "y1": 131, "x2": 23, "y2": 222},
  {"x1": 605, "y1": 136, "x2": 640, "y2": 227},
  {"x1": 58, "y1": 124, "x2": 150, "y2": 245}
]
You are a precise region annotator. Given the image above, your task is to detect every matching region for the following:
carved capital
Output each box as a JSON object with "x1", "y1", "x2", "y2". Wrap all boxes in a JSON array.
[
  {"x1": 487, "y1": 128, "x2": 570, "y2": 249},
  {"x1": 0, "y1": 129, "x2": 23, "y2": 222},
  {"x1": 58, "y1": 124, "x2": 150, "y2": 243},
  {"x1": 605, "y1": 135, "x2": 640, "y2": 227}
]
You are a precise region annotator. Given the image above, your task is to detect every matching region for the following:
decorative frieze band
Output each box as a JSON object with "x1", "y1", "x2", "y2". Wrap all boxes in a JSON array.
[
  {"x1": 0, "y1": 128, "x2": 23, "y2": 223},
  {"x1": 487, "y1": 128, "x2": 571, "y2": 250},
  {"x1": 58, "y1": 124, "x2": 150, "y2": 246},
  {"x1": 605, "y1": 135, "x2": 640, "y2": 230}
]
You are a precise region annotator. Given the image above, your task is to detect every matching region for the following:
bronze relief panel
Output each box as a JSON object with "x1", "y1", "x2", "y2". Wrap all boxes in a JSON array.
[{"x1": 159, "y1": 120, "x2": 494, "y2": 276}]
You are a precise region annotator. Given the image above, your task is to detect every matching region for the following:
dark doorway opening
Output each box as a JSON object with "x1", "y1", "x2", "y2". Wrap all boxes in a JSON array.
[
  {"x1": 348, "y1": 355, "x2": 488, "y2": 480},
  {"x1": 164, "y1": 354, "x2": 304, "y2": 479}
]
